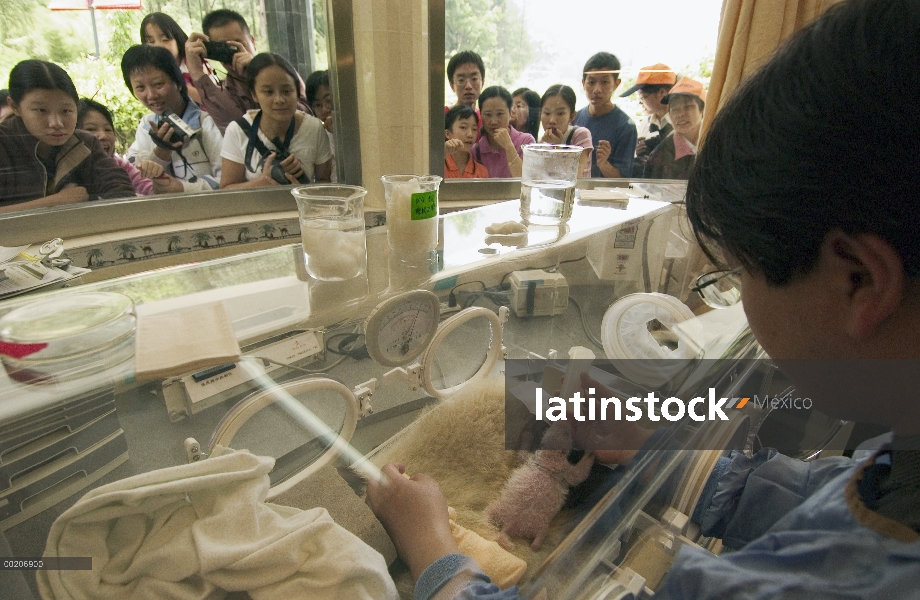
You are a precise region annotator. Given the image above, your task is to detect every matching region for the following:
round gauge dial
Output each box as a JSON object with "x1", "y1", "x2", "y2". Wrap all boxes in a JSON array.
[{"x1": 364, "y1": 290, "x2": 441, "y2": 367}]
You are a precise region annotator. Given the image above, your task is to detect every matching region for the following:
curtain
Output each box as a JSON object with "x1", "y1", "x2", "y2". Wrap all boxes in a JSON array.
[{"x1": 701, "y1": 0, "x2": 843, "y2": 140}]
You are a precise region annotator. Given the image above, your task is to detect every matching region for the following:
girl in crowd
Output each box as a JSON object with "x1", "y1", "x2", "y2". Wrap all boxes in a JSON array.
[
  {"x1": 644, "y1": 77, "x2": 706, "y2": 180},
  {"x1": 220, "y1": 53, "x2": 332, "y2": 188},
  {"x1": 473, "y1": 86, "x2": 535, "y2": 178},
  {"x1": 121, "y1": 45, "x2": 223, "y2": 193},
  {"x1": 140, "y1": 12, "x2": 211, "y2": 105},
  {"x1": 0, "y1": 60, "x2": 133, "y2": 211},
  {"x1": 77, "y1": 98, "x2": 182, "y2": 196},
  {"x1": 539, "y1": 84, "x2": 593, "y2": 178},
  {"x1": 511, "y1": 87, "x2": 541, "y2": 140}
]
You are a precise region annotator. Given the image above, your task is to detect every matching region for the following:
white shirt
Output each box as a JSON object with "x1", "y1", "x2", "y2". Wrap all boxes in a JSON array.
[
  {"x1": 126, "y1": 100, "x2": 224, "y2": 192},
  {"x1": 637, "y1": 112, "x2": 672, "y2": 141},
  {"x1": 221, "y1": 110, "x2": 332, "y2": 182}
]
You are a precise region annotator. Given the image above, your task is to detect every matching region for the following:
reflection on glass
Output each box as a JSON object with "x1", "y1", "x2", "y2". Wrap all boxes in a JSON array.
[
  {"x1": 224, "y1": 385, "x2": 347, "y2": 487},
  {"x1": 427, "y1": 316, "x2": 493, "y2": 392}
]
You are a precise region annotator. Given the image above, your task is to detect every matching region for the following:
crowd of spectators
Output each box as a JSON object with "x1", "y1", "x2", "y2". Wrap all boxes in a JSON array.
[
  {"x1": 0, "y1": 9, "x2": 334, "y2": 211},
  {"x1": 1, "y1": 14, "x2": 705, "y2": 211},
  {"x1": 442, "y1": 50, "x2": 706, "y2": 181}
]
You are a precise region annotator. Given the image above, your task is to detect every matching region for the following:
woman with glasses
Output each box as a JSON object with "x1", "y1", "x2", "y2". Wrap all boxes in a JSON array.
[{"x1": 121, "y1": 45, "x2": 223, "y2": 193}]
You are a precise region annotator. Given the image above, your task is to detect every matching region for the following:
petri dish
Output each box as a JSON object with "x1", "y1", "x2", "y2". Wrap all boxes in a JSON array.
[{"x1": 0, "y1": 292, "x2": 137, "y2": 383}]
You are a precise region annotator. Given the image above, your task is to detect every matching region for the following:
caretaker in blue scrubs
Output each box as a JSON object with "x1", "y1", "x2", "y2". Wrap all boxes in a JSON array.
[{"x1": 365, "y1": 0, "x2": 920, "y2": 597}]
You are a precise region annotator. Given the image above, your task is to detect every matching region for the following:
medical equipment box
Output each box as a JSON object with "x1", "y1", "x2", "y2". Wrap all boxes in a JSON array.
[{"x1": 509, "y1": 270, "x2": 568, "y2": 317}]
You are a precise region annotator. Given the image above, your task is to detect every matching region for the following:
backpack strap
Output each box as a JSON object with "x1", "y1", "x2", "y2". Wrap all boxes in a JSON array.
[
  {"x1": 564, "y1": 126, "x2": 575, "y2": 145},
  {"x1": 237, "y1": 112, "x2": 297, "y2": 175}
]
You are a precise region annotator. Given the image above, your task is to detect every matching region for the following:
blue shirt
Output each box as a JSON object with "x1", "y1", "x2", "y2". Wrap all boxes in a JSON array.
[
  {"x1": 572, "y1": 105, "x2": 637, "y2": 178},
  {"x1": 416, "y1": 446, "x2": 920, "y2": 600}
]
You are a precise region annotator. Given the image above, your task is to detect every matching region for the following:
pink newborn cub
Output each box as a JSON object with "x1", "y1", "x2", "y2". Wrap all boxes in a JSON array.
[{"x1": 486, "y1": 442, "x2": 594, "y2": 551}]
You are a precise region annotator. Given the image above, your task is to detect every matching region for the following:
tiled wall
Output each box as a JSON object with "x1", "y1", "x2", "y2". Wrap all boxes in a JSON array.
[{"x1": 353, "y1": 0, "x2": 430, "y2": 209}]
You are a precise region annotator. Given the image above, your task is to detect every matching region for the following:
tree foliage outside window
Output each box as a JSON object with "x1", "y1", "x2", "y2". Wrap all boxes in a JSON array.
[{"x1": 446, "y1": 0, "x2": 535, "y2": 91}]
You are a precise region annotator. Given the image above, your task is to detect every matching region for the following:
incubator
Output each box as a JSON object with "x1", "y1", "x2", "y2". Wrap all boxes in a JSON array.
[{"x1": 0, "y1": 182, "x2": 848, "y2": 599}]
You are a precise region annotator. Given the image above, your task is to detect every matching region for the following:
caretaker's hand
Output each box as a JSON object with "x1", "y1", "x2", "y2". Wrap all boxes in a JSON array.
[{"x1": 366, "y1": 462, "x2": 459, "y2": 580}]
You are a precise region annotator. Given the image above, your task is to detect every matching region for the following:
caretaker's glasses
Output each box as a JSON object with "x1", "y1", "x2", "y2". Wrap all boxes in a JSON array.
[{"x1": 692, "y1": 268, "x2": 742, "y2": 308}]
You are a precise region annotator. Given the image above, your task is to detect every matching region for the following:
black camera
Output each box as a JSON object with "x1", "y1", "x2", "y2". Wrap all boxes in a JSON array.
[
  {"x1": 269, "y1": 147, "x2": 309, "y2": 185},
  {"x1": 643, "y1": 131, "x2": 664, "y2": 155},
  {"x1": 204, "y1": 41, "x2": 238, "y2": 63},
  {"x1": 155, "y1": 110, "x2": 200, "y2": 145}
]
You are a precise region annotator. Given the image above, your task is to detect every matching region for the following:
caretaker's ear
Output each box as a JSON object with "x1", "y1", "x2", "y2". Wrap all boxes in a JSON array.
[{"x1": 827, "y1": 231, "x2": 905, "y2": 339}]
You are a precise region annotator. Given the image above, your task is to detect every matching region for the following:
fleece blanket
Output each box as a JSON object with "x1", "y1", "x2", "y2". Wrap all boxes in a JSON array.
[{"x1": 37, "y1": 447, "x2": 397, "y2": 600}]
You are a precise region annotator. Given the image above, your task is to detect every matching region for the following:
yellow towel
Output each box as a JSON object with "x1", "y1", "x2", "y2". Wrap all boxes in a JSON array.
[{"x1": 448, "y1": 507, "x2": 527, "y2": 589}]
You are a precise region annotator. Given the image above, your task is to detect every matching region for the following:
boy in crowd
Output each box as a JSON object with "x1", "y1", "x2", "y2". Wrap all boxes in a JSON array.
[
  {"x1": 444, "y1": 105, "x2": 487, "y2": 178},
  {"x1": 446, "y1": 50, "x2": 484, "y2": 140},
  {"x1": 185, "y1": 9, "x2": 310, "y2": 133},
  {"x1": 619, "y1": 63, "x2": 676, "y2": 174},
  {"x1": 366, "y1": 0, "x2": 920, "y2": 598},
  {"x1": 572, "y1": 52, "x2": 637, "y2": 178}
]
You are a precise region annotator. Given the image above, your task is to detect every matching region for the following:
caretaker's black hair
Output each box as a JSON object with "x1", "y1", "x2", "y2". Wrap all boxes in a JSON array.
[
  {"x1": 8, "y1": 60, "x2": 79, "y2": 106},
  {"x1": 478, "y1": 86, "x2": 512, "y2": 110},
  {"x1": 447, "y1": 51, "x2": 485, "y2": 82},
  {"x1": 582, "y1": 52, "x2": 621, "y2": 79},
  {"x1": 120, "y1": 45, "x2": 188, "y2": 102},
  {"x1": 686, "y1": 0, "x2": 920, "y2": 285},
  {"x1": 445, "y1": 104, "x2": 477, "y2": 131},
  {"x1": 140, "y1": 12, "x2": 188, "y2": 62}
]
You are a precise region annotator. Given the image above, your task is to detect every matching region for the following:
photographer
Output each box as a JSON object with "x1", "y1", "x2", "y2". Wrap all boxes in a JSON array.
[
  {"x1": 220, "y1": 53, "x2": 332, "y2": 188},
  {"x1": 122, "y1": 45, "x2": 223, "y2": 193},
  {"x1": 619, "y1": 63, "x2": 676, "y2": 175},
  {"x1": 185, "y1": 9, "x2": 311, "y2": 134}
]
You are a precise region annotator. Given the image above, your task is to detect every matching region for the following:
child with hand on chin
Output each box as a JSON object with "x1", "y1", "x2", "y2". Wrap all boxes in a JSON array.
[
  {"x1": 444, "y1": 105, "x2": 488, "y2": 179},
  {"x1": 539, "y1": 84, "x2": 593, "y2": 178}
]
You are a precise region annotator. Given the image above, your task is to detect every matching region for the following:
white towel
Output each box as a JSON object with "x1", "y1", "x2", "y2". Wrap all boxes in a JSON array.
[{"x1": 38, "y1": 447, "x2": 397, "y2": 600}]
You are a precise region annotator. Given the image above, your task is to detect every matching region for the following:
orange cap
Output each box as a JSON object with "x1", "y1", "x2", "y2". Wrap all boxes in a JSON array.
[
  {"x1": 620, "y1": 64, "x2": 678, "y2": 96},
  {"x1": 662, "y1": 77, "x2": 707, "y2": 104}
]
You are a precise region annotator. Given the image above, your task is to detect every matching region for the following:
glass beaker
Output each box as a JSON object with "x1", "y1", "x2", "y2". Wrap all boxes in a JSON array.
[
  {"x1": 292, "y1": 185, "x2": 367, "y2": 281},
  {"x1": 381, "y1": 175, "x2": 442, "y2": 255},
  {"x1": 520, "y1": 144, "x2": 583, "y2": 225}
]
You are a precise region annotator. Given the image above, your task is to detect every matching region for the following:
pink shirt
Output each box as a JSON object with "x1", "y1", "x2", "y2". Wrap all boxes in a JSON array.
[
  {"x1": 472, "y1": 126, "x2": 535, "y2": 178},
  {"x1": 541, "y1": 125, "x2": 593, "y2": 178},
  {"x1": 114, "y1": 155, "x2": 152, "y2": 196}
]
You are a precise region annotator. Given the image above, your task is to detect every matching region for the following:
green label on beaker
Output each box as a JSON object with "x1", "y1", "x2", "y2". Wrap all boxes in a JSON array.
[{"x1": 410, "y1": 191, "x2": 437, "y2": 220}]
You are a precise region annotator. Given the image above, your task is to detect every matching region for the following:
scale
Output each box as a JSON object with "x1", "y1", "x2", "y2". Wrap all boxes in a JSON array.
[
  {"x1": 369, "y1": 290, "x2": 508, "y2": 399},
  {"x1": 183, "y1": 289, "x2": 508, "y2": 497}
]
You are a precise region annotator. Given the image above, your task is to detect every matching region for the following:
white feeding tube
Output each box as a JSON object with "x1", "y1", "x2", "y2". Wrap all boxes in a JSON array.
[{"x1": 237, "y1": 360, "x2": 383, "y2": 484}]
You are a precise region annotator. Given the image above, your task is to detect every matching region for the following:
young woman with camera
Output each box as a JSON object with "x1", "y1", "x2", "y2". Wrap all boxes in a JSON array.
[
  {"x1": 140, "y1": 12, "x2": 214, "y2": 106},
  {"x1": 219, "y1": 53, "x2": 332, "y2": 189},
  {"x1": 0, "y1": 60, "x2": 134, "y2": 211},
  {"x1": 121, "y1": 45, "x2": 224, "y2": 193}
]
